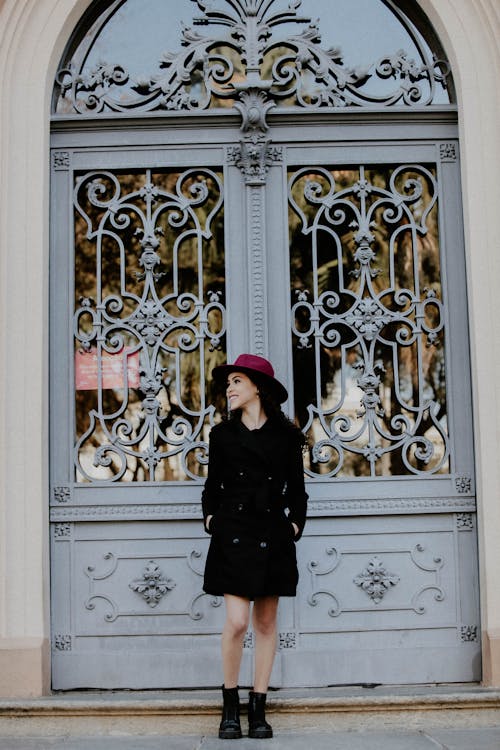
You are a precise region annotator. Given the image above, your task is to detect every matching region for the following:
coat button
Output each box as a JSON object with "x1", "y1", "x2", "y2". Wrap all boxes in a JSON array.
[
  {"x1": 260, "y1": 541, "x2": 267, "y2": 549},
  {"x1": 233, "y1": 538, "x2": 240, "y2": 544}
]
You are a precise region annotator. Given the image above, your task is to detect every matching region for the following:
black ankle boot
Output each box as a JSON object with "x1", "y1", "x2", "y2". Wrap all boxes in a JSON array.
[
  {"x1": 248, "y1": 690, "x2": 273, "y2": 739},
  {"x1": 219, "y1": 685, "x2": 242, "y2": 739}
]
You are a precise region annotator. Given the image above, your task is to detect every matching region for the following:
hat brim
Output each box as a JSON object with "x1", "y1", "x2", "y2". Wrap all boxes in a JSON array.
[{"x1": 212, "y1": 363, "x2": 288, "y2": 404}]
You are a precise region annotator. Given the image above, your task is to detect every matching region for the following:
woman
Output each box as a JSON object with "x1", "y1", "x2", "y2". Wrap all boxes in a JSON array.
[{"x1": 202, "y1": 353, "x2": 307, "y2": 740}]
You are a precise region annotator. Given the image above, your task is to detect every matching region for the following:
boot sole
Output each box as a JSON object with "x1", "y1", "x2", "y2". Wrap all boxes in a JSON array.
[
  {"x1": 248, "y1": 729, "x2": 273, "y2": 739},
  {"x1": 219, "y1": 729, "x2": 243, "y2": 739}
]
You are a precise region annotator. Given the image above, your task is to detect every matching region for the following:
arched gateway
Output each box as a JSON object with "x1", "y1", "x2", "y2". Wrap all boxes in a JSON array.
[{"x1": 50, "y1": 0, "x2": 478, "y2": 689}]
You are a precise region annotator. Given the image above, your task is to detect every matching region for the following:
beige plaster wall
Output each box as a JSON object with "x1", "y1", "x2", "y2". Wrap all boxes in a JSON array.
[
  {"x1": 0, "y1": 0, "x2": 94, "y2": 698},
  {"x1": 0, "y1": 0, "x2": 499, "y2": 696},
  {"x1": 418, "y1": 0, "x2": 500, "y2": 686}
]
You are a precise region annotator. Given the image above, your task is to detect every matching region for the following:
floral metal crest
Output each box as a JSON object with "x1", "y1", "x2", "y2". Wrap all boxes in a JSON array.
[
  {"x1": 354, "y1": 555, "x2": 400, "y2": 603},
  {"x1": 129, "y1": 560, "x2": 176, "y2": 607},
  {"x1": 54, "y1": 0, "x2": 451, "y2": 117}
]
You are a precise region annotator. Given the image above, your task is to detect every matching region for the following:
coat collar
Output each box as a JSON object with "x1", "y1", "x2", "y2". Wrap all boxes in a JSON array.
[{"x1": 234, "y1": 417, "x2": 277, "y2": 468}]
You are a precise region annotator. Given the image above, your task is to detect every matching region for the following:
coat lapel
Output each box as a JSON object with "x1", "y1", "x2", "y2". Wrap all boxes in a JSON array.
[{"x1": 235, "y1": 419, "x2": 274, "y2": 471}]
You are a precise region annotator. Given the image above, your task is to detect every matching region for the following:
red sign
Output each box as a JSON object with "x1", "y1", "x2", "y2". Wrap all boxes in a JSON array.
[{"x1": 75, "y1": 347, "x2": 141, "y2": 390}]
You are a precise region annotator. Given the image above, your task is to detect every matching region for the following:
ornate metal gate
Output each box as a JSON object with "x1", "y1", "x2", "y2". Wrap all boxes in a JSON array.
[{"x1": 50, "y1": 0, "x2": 479, "y2": 689}]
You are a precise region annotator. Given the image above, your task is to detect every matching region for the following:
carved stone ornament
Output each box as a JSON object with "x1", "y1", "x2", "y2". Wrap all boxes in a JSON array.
[
  {"x1": 53, "y1": 634, "x2": 72, "y2": 651},
  {"x1": 307, "y1": 547, "x2": 341, "y2": 617},
  {"x1": 54, "y1": 0, "x2": 452, "y2": 116},
  {"x1": 51, "y1": 503, "x2": 203, "y2": 522},
  {"x1": 460, "y1": 625, "x2": 478, "y2": 642},
  {"x1": 49, "y1": 495, "x2": 476, "y2": 523},
  {"x1": 354, "y1": 556, "x2": 400, "y2": 604},
  {"x1": 455, "y1": 476, "x2": 472, "y2": 494},
  {"x1": 439, "y1": 143, "x2": 457, "y2": 162},
  {"x1": 53, "y1": 151, "x2": 70, "y2": 170},
  {"x1": 234, "y1": 88, "x2": 275, "y2": 133},
  {"x1": 53, "y1": 486, "x2": 71, "y2": 503},
  {"x1": 129, "y1": 560, "x2": 176, "y2": 608},
  {"x1": 308, "y1": 545, "x2": 445, "y2": 618},
  {"x1": 227, "y1": 135, "x2": 283, "y2": 184},
  {"x1": 456, "y1": 512, "x2": 473, "y2": 531},
  {"x1": 54, "y1": 522, "x2": 72, "y2": 539},
  {"x1": 85, "y1": 551, "x2": 217, "y2": 622},
  {"x1": 279, "y1": 631, "x2": 297, "y2": 649}
]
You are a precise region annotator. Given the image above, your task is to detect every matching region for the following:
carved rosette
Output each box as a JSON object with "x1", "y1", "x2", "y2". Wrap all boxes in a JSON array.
[
  {"x1": 53, "y1": 151, "x2": 70, "y2": 170},
  {"x1": 279, "y1": 631, "x2": 297, "y2": 649},
  {"x1": 54, "y1": 522, "x2": 72, "y2": 539},
  {"x1": 456, "y1": 513, "x2": 473, "y2": 531},
  {"x1": 53, "y1": 486, "x2": 71, "y2": 503},
  {"x1": 129, "y1": 560, "x2": 176, "y2": 608},
  {"x1": 460, "y1": 625, "x2": 478, "y2": 642},
  {"x1": 439, "y1": 143, "x2": 457, "y2": 162},
  {"x1": 455, "y1": 476, "x2": 472, "y2": 494},
  {"x1": 54, "y1": 634, "x2": 72, "y2": 651},
  {"x1": 354, "y1": 556, "x2": 400, "y2": 604}
]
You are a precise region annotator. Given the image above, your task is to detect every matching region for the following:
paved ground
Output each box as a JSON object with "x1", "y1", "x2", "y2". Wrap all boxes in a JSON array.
[
  {"x1": 1, "y1": 727, "x2": 500, "y2": 749},
  {"x1": 2, "y1": 686, "x2": 500, "y2": 748}
]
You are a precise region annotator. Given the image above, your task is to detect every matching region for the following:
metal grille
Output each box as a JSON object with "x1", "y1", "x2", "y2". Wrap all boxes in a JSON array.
[
  {"x1": 53, "y1": 0, "x2": 452, "y2": 115},
  {"x1": 73, "y1": 167, "x2": 226, "y2": 482},
  {"x1": 289, "y1": 163, "x2": 448, "y2": 478}
]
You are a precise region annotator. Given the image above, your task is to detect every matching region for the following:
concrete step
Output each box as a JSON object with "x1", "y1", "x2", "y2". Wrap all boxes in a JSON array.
[{"x1": 1, "y1": 685, "x2": 500, "y2": 738}]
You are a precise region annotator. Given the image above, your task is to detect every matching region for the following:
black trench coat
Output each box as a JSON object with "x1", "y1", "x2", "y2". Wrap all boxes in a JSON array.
[{"x1": 202, "y1": 417, "x2": 308, "y2": 599}]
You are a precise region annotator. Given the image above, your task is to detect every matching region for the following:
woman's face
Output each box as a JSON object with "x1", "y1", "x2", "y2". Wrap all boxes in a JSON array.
[{"x1": 226, "y1": 371, "x2": 260, "y2": 412}]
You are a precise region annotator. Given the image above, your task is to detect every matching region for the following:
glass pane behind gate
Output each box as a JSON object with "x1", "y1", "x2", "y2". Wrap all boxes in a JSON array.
[
  {"x1": 289, "y1": 164, "x2": 449, "y2": 478},
  {"x1": 73, "y1": 167, "x2": 225, "y2": 482}
]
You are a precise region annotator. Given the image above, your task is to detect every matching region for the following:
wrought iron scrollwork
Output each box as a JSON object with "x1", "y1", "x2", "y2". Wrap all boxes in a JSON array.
[
  {"x1": 289, "y1": 164, "x2": 449, "y2": 478},
  {"x1": 73, "y1": 167, "x2": 225, "y2": 482},
  {"x1": 54, "y1": 0, "x2": 452, "y2": 116}
]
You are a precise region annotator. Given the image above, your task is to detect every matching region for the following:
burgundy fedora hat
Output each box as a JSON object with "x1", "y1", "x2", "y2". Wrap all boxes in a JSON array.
[{"x1": 212, "y1": 353, "x2": 288, "y2": 404}]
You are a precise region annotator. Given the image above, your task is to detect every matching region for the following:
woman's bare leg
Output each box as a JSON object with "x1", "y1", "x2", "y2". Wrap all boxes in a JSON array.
[
  {"x1": 222, "y1": 594, "x2": 251, "y2": 688},
  {"x1": 252, "y1": 595, "x2": 279, "y2": 693}
]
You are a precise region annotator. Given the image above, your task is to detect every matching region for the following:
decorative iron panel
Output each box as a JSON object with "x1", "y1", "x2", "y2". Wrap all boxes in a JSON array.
[
  {"x1": 53, "y1": 0, "x2": 452, "y2": 116},
  {"x1": 50, "y1": 512, "x2": 480, "y2": 688},
  {"x1": 289, "y1": 163, "x2": 448, "y2": 478},
  {"x1": 73, "y1": 167, "x2": 226, "y2": 482},
  {"x1": 50, "y1": 0, "x2": 478, "y2": 696}
]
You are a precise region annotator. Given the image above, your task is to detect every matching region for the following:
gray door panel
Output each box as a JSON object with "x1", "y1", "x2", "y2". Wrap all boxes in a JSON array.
[{"x1": 50, "y1": 130, "x2": 479, "y2": 689}]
